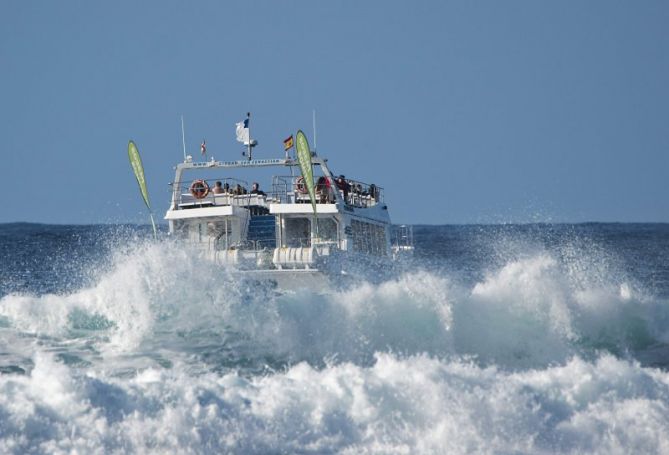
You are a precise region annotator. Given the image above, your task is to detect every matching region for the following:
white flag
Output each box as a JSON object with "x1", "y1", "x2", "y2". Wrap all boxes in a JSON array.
[{"x1": 235, "y1": 118, "x2": 249, "y2": 145}]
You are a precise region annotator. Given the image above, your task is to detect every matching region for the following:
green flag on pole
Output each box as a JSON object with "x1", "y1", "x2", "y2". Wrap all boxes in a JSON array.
[
  {"x1": 295, "y1": 130, "x2": 317, "y2": 216},
  {"x1": 128, "y1": 140, "x2": 157, "y2": 238}
]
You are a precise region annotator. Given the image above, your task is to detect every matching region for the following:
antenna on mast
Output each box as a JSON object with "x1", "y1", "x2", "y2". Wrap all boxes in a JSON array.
[
  {"x1": 180, "y1": 115, "x2": 187, "y2": 161},
  {"x1": 312, "y1": 109, "x2": 317, "y2": 154}
]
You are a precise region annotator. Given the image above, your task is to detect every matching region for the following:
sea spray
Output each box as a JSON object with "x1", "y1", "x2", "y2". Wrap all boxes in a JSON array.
[
  {"x1": 2, "y1": 233, "x2": 669, "y2": 370},
  {"x1": 2, "y1": 223, "x2": 669, "y2": 453}
]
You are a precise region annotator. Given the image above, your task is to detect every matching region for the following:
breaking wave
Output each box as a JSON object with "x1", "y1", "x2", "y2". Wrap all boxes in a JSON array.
[
  {"x1": 1, "y1": 351, "x2": 668, "y2": 453},
  {"x1": 1, "y1": 239, "x2": 667, "y2": 368},
  {"x1": 1, "y1": 229, "x2": 669, "y2": 453}
]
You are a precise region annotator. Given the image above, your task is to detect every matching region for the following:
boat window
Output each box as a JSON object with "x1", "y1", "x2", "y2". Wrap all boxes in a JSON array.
[
  {"x1": 207, "y1": 221, "x2": 227, "y2": 237},
  {"x1": 318, "y1": 218, "x2": 338, "y2": 242},
  {"x1": 283, "y1": 217, "x2": 311, "y2": 247},
  {"x1": 351, "y1": 219, "x2": 387, "y2": 256}
]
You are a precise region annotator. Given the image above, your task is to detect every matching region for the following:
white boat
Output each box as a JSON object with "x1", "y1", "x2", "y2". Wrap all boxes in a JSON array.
[{"x1": 164, "y1": 140, "x2": 412, "y2": 290}]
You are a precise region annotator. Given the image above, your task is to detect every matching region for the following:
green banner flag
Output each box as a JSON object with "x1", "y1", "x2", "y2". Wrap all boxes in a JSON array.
[
  {"x1": 128, "y1": 140, "x2": 157, "y2": 238},
  {"x1": 295, "y1": 130, "x2": 317, "y2": 215},
  {"x1": 128, "y1": 141, "x2": 151, "y2": 209}
]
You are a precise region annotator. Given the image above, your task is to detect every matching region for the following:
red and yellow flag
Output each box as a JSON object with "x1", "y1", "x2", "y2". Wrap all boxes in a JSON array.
[{"x1": 283, "y1": 135, "x2": 294, "y2": 151}]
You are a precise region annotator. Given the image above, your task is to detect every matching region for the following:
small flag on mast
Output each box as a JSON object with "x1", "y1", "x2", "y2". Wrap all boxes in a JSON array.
[
  {"x1": 235, "y1": 118, "x2": 250, "y2": 145},
  {"x1": 200, "y1": 140, "x2": 206, "y2": 156},
  {"x1": 283, "y1": 135, "x2": 294, "y2": 151}
]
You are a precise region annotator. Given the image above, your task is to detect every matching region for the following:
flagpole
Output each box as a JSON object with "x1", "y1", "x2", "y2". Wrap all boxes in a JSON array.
[
  {"x1": 128, "y1": 141, "x2": 157, "y2": 240},
  {"x1": 246, "y1": 112, "x2": 252, "y2": 161},
  {"x1": 149, "y1": 213, "x2": 157, "y2": 239},
  {"x1": 310, "y1": 122, "x2": 319, "y2": 236}
]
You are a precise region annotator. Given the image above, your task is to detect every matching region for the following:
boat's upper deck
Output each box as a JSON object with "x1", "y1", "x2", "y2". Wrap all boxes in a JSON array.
[{"x1": 166, "y1": 157, "x2": 384, "y2": 216}]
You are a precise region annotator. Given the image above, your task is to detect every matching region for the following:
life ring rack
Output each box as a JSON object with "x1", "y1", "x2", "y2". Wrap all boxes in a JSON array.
[{"x1": 190, "y1": 179, "x2": 210, "y2": 199}]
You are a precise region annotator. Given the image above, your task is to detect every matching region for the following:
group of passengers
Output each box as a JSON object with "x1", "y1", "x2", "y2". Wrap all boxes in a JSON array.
[
  {"x1": 334, "y1": 175, "x2": 351, "y2": 200},
  {"x1": 334, "y1": 175, "x2": 379, "y2": 203},
  {"x1": 205, "y1": 176, "x2": 376, "y2": 204},
  {"x1": 212, "y1": 181, "x2": 265, "y2": 196}
]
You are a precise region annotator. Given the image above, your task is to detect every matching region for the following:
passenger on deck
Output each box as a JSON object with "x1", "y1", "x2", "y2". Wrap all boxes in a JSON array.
[
  {"x1": 335, "y1": 175, "x2": 350, "y2": 202},
  {"x1": 369, "y1": 183, "x2": 378, "y2": 201},
  {"x1": 316, "y1": 176, "x2": 332, "y2": 203},
  {"x1": 234, "y1": 184, "x2": 247, "y2": 195},
  {"x1": 223, "y1": 182, "x2": 230, "y2": 193},
  {"x1": 250, "y1": 182, "x2": 266, "y2": 196},
  {"x1": 213, "y1": 181, "x2": 225, "y2": 194}
]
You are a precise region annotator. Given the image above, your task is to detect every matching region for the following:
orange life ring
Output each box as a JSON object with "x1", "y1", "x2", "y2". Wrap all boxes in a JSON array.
[
  {"x1": 190, "y1": 179, "x2": 210, "y2": 199},
  {"x1": 295, "y1": 176, "x2": 308, "y2": 194}
]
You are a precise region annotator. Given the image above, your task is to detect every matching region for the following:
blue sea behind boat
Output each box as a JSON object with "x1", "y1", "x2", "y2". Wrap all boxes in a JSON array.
[{"x1": 1, "y1": 222, "x2": 669, "y2": 453}]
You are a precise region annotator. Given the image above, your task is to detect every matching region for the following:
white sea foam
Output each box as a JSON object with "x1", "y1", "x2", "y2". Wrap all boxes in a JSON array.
[{"x1": 1, "y1": 351, "x2": 668, "y2": 454}]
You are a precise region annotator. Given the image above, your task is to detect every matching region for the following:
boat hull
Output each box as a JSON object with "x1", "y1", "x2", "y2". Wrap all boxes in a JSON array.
[{"x1": 231, "y1": 268, "x2": 333, "y2": 293}]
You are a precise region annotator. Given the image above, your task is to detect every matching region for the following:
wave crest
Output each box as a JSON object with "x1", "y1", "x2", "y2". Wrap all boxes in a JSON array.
[{"x1": 1, "y1": 239, "x2": 668, "y2": 370}]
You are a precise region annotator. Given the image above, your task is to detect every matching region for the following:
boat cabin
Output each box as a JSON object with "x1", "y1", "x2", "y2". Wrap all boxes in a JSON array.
[{"x1": 165, "y1": 155, "x2": 392, "y2": 270}]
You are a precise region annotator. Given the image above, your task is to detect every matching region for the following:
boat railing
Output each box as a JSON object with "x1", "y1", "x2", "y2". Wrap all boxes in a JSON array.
[
  {"x1": 235, "y1": 239, "x2": 277, "y2": 251},
  {"x1": 335, "y1": 178, "x2": 384, "y2": 208},
  {"x1": 270, "y1": 175, "x2": 383, "y2": 208},
  {"x1": 222, "y1": 237, "x2": 316, "y2": 252},
  {"x1": 272, "y1": 175, "x2": 339, "y2": 204},
  {"x1": 170, "y1": 177, "x2": 282, "y2": 208},
  {"x1": 170, "y1": 175, "x2": 384, "y2": 209},
  {"x1": 271, "y1": 176, "x2": 294, "y2": 204}
]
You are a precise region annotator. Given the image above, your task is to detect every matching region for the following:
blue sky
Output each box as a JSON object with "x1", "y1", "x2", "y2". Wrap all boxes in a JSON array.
[{"x1": 1, "y1": 1, "x2": 668, "y2": 224}]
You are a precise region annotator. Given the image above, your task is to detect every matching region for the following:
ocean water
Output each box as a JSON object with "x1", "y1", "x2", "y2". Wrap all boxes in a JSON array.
[{"x1": 1, "y1": 222, "x2": 669, "y2": 454}]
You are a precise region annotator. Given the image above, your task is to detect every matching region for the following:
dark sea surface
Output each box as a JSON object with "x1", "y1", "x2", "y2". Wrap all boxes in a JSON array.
[{"x1": 1, "y1": 222, "x2": 669, "y2": 453}]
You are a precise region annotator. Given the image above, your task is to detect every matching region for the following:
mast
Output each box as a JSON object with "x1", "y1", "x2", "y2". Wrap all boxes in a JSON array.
[
  {"x1": 246, "y1": 112, "x2": 252, "y2": 161},
  {"x1": 312, "y1": 109, "x2": 317, "y2": 154},
  {"x1": 181, "y1": 115, "x2": 187, "y2": 161}
]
